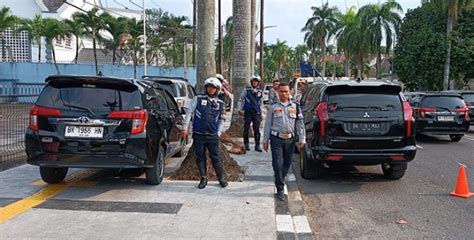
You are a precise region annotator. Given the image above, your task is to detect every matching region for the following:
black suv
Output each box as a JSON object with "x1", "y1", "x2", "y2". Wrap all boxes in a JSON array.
[
  {"x1": 25, "y1": 75, "x2": 186, "y2": 185},
  {"x1": 410, "y1": 92, "x2": 470, "y2": 141},
  {"x1": 299, "y1": 80, "x2": 416, "y2": 180},
  {"x1": 440, "y1": 90, "x2": 474, "y2": 125}
]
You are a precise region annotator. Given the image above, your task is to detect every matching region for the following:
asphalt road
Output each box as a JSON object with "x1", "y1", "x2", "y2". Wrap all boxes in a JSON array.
[{"x1": 294, "y1": 128, "x2": 474, "y2": 239}]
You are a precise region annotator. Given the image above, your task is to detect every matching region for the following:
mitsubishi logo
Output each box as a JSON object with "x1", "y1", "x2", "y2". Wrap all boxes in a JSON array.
[
  {"x1": 363, "y1": 112, "x2": 370, "y2": 118},
  {"x1": 78, "y1": 116, "x2": 91, "y2": 124}
]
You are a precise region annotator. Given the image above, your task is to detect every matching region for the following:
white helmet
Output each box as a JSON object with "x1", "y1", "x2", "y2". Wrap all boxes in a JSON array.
[
  {"x1": 250, "y1": 75, "x2": 261, "y2": 82},
  {"x1": 216, "y1": 73, "x2": 225, "y2": 82},
  {"x1": 204, "y1": 77, "x2": 222, "y2": 92}
]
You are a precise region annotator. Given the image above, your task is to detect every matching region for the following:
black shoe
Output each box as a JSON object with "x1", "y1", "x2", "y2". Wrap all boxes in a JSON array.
[
  {"x1": 245, "y1": 145, "x2": 250, "y2": 151},
  {"x1": 255, "y1": 146, "x2": 262, "y2": 152},
  {"x1": 198, "y1": 177, "x2": 208, "y2": 189},
  {"x1": 219, "y1": 179, "x2": 229, "y2": 188},
  {"x1": 275, "y1": 191, "x2": 286, "y2": 201}
]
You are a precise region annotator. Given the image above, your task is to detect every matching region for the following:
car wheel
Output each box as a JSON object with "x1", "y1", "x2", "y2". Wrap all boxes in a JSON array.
[
  {"x1": 300, "y1": 147, "x2": 321, "y2": 179},
  {"x1": 145, "y1": 145, "x2": 165, "y2": 185},
  {"x1": 119, "y1": 168, "x2": 145, "y2": 178},
  {"x1": 40, "y1": 167, "x2": 68, "y2": 184},
  {"x1": 449, "y1": 134, "x2": 463, "y2": 142},
  {"x1": 381, "y1": 163, "x2": 407, "y2": 180}
]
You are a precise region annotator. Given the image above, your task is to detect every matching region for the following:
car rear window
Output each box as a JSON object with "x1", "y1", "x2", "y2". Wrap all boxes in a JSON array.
[
  {"x1": 328, "y1": 93, "x2": 402, "y2": 111},
  {"x1": 156, "y1": 81, "x2": 178, "y2": 97},
  {"x1": 421, "y1": 96, "x2": 465, "y2": 109},
  {"x1": 36, "y1": 85, "x2": 142, "y2": 113},
  {"x1": 265, "y1": 86, "x2": 272, "y2": 91},
  {"x1": 461, "y1": 93, "x2": 474, "y2": 103}
]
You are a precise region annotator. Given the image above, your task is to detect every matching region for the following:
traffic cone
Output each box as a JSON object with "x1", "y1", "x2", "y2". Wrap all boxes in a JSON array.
[{"x1": 450, "y1": 165, "x2": 474, "y2": 199}]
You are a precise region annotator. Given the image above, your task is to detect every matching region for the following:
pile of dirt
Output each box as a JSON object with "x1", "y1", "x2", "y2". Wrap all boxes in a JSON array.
[
  {"x1": 169, "y1": 142, "x2": 245, "y2": 181},
  {"x1": 220, "y1": 132, "x2": 246, "y2": 155}
]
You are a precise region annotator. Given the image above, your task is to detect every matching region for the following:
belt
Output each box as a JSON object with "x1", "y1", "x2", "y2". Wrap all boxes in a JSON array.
[{"x1": 271, "y1": 130, "x2": 293, "y2": 140}]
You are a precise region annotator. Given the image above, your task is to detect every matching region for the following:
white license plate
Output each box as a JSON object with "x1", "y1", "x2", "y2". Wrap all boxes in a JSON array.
[
  {"x1": 65, "y1": 126, "x2": 104, "y2": 138},
  {"x1": 438, "y1": 116, "x2": 454, "y2": 121}
]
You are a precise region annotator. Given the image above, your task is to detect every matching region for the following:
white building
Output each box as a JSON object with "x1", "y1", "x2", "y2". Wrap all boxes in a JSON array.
[{"x1": 1, "y1": 0, "x2": 142, "y2": 63}]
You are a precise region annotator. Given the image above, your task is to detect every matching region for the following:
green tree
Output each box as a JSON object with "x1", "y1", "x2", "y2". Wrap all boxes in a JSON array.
[
  {"x1": 124, "y1": 18, "x2": 144, "y2": 78},
  {"x1": 18, "y1": 15, "x2": 44, "y2": 62},
  {"x1": 394, "y1": 4, "x2": 447, "y2": 90},
  {"x1": 160, "y1": 14, "x2": 191, "y2": 67},
  {"x1": 0, "y1": 6, "x2": 19, "y2": 60},
  {"x1": 427, "y1": 0, "x2": 474, "y2": 89},
  {"x1": 301, "y1": 3, "x2": 339, "y2": 79},
  {"x1": 73, "y1": 7, "x2": 109, "y2": 75},
  {"x1": 64, "y1": 18, "x2": 84, "y2": 64},
  {"x1": 332, "y1": 7, "x2": 358, "y2": 77},
  {"x1": 359, "y1": 0, "x2": 403, "y2": 79},
  {"x1": 272, "y1": 39, "x2": 290, "y2": 78},
  {"x1": 42, "y1": 18, "x2": 68, "y2": 74},
  {"x1": 223, "y1": 16, "x2": 234, "y2": 79},
  {"x1": 103, "y1": 15, "x2": 128, "y2": 65},
  {"x1": 451, "y1": 10, "x2": 474, "y2": 88}
]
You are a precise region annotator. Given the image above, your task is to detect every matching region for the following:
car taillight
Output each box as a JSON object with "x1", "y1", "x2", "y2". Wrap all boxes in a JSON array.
[
  {"x1": 455, "y1": 107, "x2": 470, "y2": 121},
  {"x1": 402, "y1": 101, "x2": 413, "y2": 137},
  {"x1": 315, "y1": 102, "x2": 329, "y2": 136},
  {"x1": 107, "y1": 110, "x2": 148, "y2": 134},
  {"x1": 420, "y1": 107, "x2": 436, "y2": 118},
  {"x1": 28, "y1": 105, "x2": 61, "y2": 131}
]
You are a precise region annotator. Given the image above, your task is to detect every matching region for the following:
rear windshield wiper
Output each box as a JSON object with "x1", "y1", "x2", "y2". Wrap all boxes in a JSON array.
[
  {"x1": 433, "y1": 106, "x2": 452, "y2": 113},
  {"x1": 62, "y1": 102, "x2": 97, "y2": 117}
]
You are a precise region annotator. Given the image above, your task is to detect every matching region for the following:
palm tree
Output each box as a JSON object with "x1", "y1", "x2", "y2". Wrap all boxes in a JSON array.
[
  {"x1": 124, "y1": 18, "x2": 144, "y2": 78},
  {"x1": 18, "y1": 15, "x2": 44, "y2": 62},
  {"x1": 223, "y1": 16, "x2": 234, "y2": 79},
  {"x1": 293, "y1": 44, "x2": 309, "y2": 69},
  {"x1": 302, "y1": 3, "x2": 339, "y2": 79},
  {"x1": 64, "y1": 18, "x2": 84, "y2": 64},
  {"x1": 359, "y1": 0, "x2": 403, "y2": 79},
  {"x1": 272, "y1": 39, "x2": 290, "y2": 78},
  {"x1": 0, "y1": 7, "x2": 19, "y2": 60},
  {"x1": 42, "y1": 18, "x2": 68, "y2": 74},
  {"x1": 103, "y1": 15, "x2": 128, "y2": 65},
  {"x1": 426, "y1": 0, "x2": 474, "y2": 89},
  {"x1": 73, "y1": 7, "x2": 109, "y2": 75},
  {"x1": 160, "y1": 14, "x2": 190, "y2": 67}
]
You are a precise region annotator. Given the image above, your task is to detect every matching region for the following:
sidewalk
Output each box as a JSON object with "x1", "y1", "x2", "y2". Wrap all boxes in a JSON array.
[{"x1": 0, "y1": 119, "x2": 312, "y2": 239}]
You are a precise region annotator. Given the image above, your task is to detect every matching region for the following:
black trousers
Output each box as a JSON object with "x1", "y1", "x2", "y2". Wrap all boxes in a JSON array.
[
  {"x1": 193, "y1": 133, "x2": 225, "y2": 180},
  {"x1": 243, "y1": 110, "x2": 261, "y2": 146},
  {"x1": 270, "y1": 135, "x2": 295, "y2": 192}
]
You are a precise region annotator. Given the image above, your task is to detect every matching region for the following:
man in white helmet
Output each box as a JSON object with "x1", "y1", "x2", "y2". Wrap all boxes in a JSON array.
[
  {"x1": 182, "y1": 77, "x2": 228, "y2": 189},
  {"x1": 238, "y1": 75, "x2": 264, "y2": 152}
]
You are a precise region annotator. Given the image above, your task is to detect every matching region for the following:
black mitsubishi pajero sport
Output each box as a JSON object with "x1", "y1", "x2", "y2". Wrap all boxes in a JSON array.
[{"x1": 299, "y1": 80, "x2": 416, "y2": 180}]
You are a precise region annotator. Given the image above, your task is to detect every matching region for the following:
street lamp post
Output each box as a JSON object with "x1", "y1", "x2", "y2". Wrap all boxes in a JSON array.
[{"x1": 143, "y1": 0, "x2": 147, "y2": 76}]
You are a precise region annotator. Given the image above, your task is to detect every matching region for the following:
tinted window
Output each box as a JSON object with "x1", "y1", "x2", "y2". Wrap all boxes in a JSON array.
[
  {"x1": 187, "y1": 85, "x2": 195, "y2": 98},
  {"x1": 421, "y1": 96, "x2": 465, "y2": 109},
  {"x1": 328, "y1": 93, "x2": 402, "y2": 111},
  {"x1": 461, "y1": 93, "x2": 474, "y2": 103},
  {"x1": 36, "y1": 85, "x2": 142, "y2": 112},
  {"x1": 178, "y1": 82, "x2": 187, "y2": 97},
  {"x1": 265, "y1": 86, "x2": 272, "y2": 91},
  {"x1": 157, "y1": 82, "x2": 178, "y2": 97}
]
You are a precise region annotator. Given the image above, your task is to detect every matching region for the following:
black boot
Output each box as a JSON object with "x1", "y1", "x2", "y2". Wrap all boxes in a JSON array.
[
  {"x1": 198, "y1": 177, "x2": 208, "y2": 189},
  {"x1": 197, "y1": 161, "x2": 207, "y2": 189},
  {"x1": 243, "y1": 131, "x2": 250, "y2": 151},
  {"x1": 219, "y1": 178, "x2": 228, "y2": 188},
  {"x1": 212, "y1": 160, "x2": 228, "y2": 188},
  {"x1": 254, "y1": 133, "x2": 262, "y2": 152}
]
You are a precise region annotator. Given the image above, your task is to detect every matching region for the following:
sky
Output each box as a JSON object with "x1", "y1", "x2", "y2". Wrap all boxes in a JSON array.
[{"x1": 104, "y1": 0, "x2": 422, "y2": 47}]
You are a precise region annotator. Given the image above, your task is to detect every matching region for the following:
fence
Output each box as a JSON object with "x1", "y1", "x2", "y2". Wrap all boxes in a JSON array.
[{"x1": 0, "y1": 81, "x2": 42, "y2": 171}]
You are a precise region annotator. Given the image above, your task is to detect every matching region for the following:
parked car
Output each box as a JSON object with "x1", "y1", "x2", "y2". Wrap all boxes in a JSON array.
[
  {"x1": 440, "y1": 90, "x2": 474, "y2": 125},
  {"x1": 25, "y1": 75, "x2": 186, "y2": 185},
  {"x1": 141, "y1": 76, "x2": 196, "y2": 112},
  {"x1": 263, "y1": 84, "x2": 273, "y2": 104},
  {"x1": 299, "y1": 80, "x2": 416, "y2": 180},
  {"x1": 410, "y1": 92, "x2": 470, "y2": 141}
]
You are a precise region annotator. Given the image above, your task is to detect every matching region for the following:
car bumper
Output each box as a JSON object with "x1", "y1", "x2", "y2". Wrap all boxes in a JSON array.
[
  {"x1": 311, "y1": 145, "x2": 417, "y2": 165},
  {"x1": 416, "y1": 121, "x2": 470, "y2": 134},
  {"x1": 26, "y1": 153, "x2": 151, "y2": 169}
]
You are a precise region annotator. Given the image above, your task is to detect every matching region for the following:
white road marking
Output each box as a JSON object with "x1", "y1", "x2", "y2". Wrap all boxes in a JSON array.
[
  {"x1": 464, "y1": 136, "x2": 474, "y2": 141},
  {"x1": 276, "y1": 215, "x2": 295, "y2": 232},
  {"x1": 293, "y1": 216, "x2": 312, "y2": 233},
  {"x1": 416, "y1": 145, "x2": 424, "y2": 149}
]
